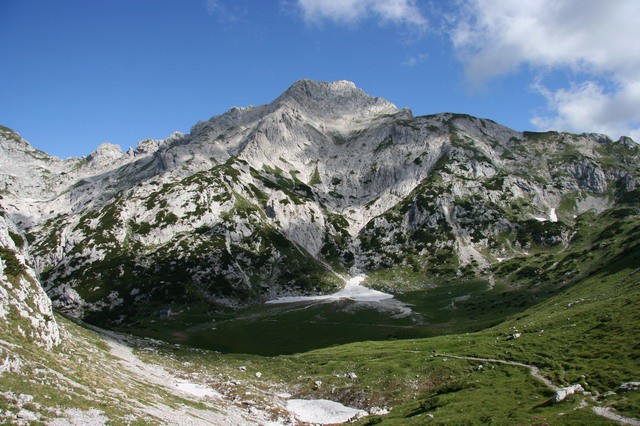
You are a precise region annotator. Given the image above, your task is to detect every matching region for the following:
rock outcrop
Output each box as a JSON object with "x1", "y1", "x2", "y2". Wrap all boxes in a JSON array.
[
  {"x1": 552, "y1": 384, "x2": 584, "y2": 403},
  {"x1": 0, "y1": 209, "x2": 60, "y2": 349}
]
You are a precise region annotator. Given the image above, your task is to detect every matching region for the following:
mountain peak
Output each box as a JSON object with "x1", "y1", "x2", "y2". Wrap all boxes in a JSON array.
[
  {"x1": 275, "y1": 79, "x2": 399, "y2": 119},
  {"x1": 87, "y1": 142, "x2": 124, "y2": 163},
  {"x1": 288, "y1": 79, "x2": 357, "y2": 94}
]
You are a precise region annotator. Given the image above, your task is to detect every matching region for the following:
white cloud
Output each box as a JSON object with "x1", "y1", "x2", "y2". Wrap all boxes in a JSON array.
[
  {"x1": 452, "y1": 0, "x2": 640, "y2": 140},
  {"x1": 452, "y1": 0, "x2": 640, "y2": 84},
  {"x1": 296, "y1": 0, "x2": 427, "y2": 30},
  {"x1": 532, "y1": 80, "x2": 640, "y2": 142}
]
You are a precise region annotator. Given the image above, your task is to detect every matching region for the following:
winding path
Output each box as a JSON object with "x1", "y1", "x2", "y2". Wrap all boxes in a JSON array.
[
  {"x1": 435, "y1": 353, "x2": 557, "y2": 391},
  {"x1": 434, "y1": 353, "x2": 640, "y2": 426}
]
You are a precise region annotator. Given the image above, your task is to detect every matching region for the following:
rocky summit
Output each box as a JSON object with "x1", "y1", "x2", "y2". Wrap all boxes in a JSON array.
[
  {"x1": 1, "y1": 79, "x2": 639, "y2": 332},
  {"x1": 2, "y1": 80, "x2": 640, "y2": 425}
]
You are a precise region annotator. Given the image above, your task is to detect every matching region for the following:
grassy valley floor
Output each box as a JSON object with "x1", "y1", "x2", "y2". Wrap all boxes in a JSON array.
[
  {"x1": 2, "y1": 257, "x2": 638, "y2": 424},
  {"x1": 3, "y1": 203, "x2": 640, "y2": 424},
  {"x1": 144, "y1": 261, "x2": 640, "y2": 424}
]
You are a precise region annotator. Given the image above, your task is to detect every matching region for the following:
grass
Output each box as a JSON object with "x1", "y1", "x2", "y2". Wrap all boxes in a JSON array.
[
  {"x1": 143, "y1": 262, "x2": 633, "y2": 423},
  {"x1": 240, "y1": 260, "x2": 637, "y2": 424}
]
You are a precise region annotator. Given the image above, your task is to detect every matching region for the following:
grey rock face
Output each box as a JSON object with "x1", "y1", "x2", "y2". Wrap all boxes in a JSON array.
[
  {"x1": 0, "y1": 81, "x2": 638, "y2": 326},
  {"x1": 87, "y1": 142, "x2": 125, "y2": 162},
  {"x1": 0, "y1": 209, "x2": 60, "y2": 349},
  {"x1": 569, "y1": 161, "x2": 608, "y2": 193}
]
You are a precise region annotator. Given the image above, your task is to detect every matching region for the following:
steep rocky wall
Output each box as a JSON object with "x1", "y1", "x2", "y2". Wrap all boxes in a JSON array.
[{"x1": 0, "y1": 210, "x2": 60, "y2": 349}]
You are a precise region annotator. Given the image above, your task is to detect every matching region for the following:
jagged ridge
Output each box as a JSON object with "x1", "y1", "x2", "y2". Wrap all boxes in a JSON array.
[{"x1": 0, "y1": 80, "x2": 638, "y2": 330}]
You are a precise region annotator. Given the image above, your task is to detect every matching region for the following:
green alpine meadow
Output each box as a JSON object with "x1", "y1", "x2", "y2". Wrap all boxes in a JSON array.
[{"x1": 1, "y1": 81, "x2": 639, "y2": 424}]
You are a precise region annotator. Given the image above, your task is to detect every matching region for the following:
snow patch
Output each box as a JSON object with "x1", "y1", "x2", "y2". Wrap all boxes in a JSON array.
[
  {"x1": 286, "y1": 399, "x2": 367, "y2": 424},
  {"x1": 535, "y1": 208, "x2": 558, "y2": 223},
  {"x1": 267, "y1": 275, "x2": 393, "y2": 304}
]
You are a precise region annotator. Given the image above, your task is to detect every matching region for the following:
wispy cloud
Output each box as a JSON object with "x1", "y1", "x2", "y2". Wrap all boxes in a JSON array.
[
  {"x1": 205, "y1": 0, "x2": 245, "y2": 23},
  {"x1": 294, "y1": 0, "x2": 427, "y2": 31},
  {"x1": 402, "y1": 52, "x2": 428, "y2": 67},
  {"x1": 451, "y1": 0, "x2": 640, "y2": 140}
]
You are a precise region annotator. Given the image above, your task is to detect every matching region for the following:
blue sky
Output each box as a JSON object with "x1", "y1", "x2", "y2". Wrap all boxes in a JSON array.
[{"x1": 1, "y1": 0, "x2": 638, "y2": 158}]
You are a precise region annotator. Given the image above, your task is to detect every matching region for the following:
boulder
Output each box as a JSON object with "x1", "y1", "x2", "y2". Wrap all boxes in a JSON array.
[{"x1": 552, "y1": 384, "x2": 584, "y2": 403}]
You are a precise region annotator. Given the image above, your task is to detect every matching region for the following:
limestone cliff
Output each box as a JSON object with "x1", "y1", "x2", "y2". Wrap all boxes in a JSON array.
[
  {"x1": 0, "y1": 80, "x2": 638, "y2": 328},
  {"x1": 0, "y1": 208, "x2": 59, "y2": 349}
]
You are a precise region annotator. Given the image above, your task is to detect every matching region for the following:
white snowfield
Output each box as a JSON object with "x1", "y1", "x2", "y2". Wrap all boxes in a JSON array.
[
  {"x1": 286, "y1": 399, "x2": 367, "y2": 424},
  {"x1": 266, "y1": 275, "x2": 392, "y2": 304},
  {"x1": 535, "y1": 207, "x2": 558, "y2": 223}
]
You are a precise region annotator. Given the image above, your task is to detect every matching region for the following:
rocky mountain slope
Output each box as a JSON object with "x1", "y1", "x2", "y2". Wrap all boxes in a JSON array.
[
  {"x1": 2, "y1": 79, "x2": 640, "y2": 425},
  {"x1": 0, "y1": 208, "x2": 60, "y2": 350},
  {"x1": 1, "y1": 200, "x2": 638, "y2": 424},
  {"x1": 1, "y1": 80, "x2": 639, "y2": 332}
]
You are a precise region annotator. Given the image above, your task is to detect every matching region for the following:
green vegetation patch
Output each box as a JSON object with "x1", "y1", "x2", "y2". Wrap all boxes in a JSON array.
[
  {"x1": 0, "y1": 247, "x2": 25, "y2": 277},
  {"x1": 374, "y1": 135, "x2": 394, "y2": 154},
  {"x1": 309, "y1": 165, "x2": 321, "y2": 186},
  {"x1": 8, "y1": 231, "x2": 25, "y2": 250}
]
